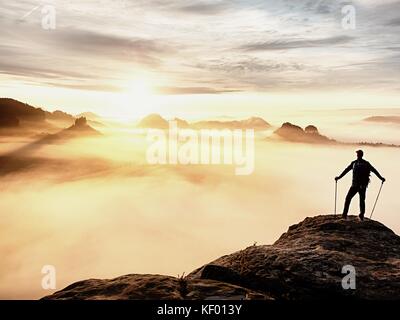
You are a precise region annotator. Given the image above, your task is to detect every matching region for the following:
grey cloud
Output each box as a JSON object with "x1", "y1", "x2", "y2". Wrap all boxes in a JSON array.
[
  {"x1": 385, "y1": 17, "x2": 400, "y2": 26},
  {"x1": 0, "y1": 61, "x2": 123, "y2": 92},
  {"x1": 0, "y1": 57, "x2": 98, "y2": 80},
  {"x1": 195, "y1": 57, "x2": 305, "y2": 73},
  {"x1": 0, "y1": 24, "x2": 177, "y2": 89},
  {"x1": 0, "y1": 42, "x2": 125, "y2": 92},
  {"x1": 156, "y1": 86, "x2": 240, "y2": 95},
  {"x1": 28, "y1": 28, "x2": 175, "y2": 66},
  {"x1": 59, "y1": 30, "x2": 168, "y2": 54},
  {"x1": 276, "y1": 0, "x2": 341, "y2": 15},
  {"x1": 41, "y1": 82, "x2": 123, "y2": 92},
  {"x1": 240, "y1": 35, "x2": 354, "y2": 51},
  {"x1": 0, "y1": 46, "x2": 117, "y2": 83},
  {"x1": 362, "y1": 1, "x2": 400, "y2": 30},
  {"x1": 315, "y1": 4, "x2": 332, "y2": 14},
  {"x1": 176, "y1": 2, "x2": 230, "y2": 15},
  {"x1": 310, "y1": 0, "x2": 339, "y2": 14}
]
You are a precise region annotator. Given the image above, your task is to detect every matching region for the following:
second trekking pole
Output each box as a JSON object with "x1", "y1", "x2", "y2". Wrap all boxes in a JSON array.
[{"x1": 370, "y1": 181, "x2": 384, "y2": 219}]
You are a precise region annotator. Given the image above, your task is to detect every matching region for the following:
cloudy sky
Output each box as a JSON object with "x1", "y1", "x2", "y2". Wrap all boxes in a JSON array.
[{"x1": 1, "y1": 0, "x2": 400, "y2": 117}]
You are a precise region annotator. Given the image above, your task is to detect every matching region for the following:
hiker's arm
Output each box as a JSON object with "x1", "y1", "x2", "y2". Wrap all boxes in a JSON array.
[
  {"x1": 336, "y1": 163, "x2": 353, "y2": 180},
  {"x1": 370, "y1": 164, "x2": 385, "y2": 182}
]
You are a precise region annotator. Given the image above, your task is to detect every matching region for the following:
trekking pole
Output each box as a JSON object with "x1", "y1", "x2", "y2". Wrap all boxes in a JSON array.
[
  {"x1": 370, "y1": 181, "x2": 384, "y2": 219},
  {"x1": 334, "y1": 180, "x2": 338, "y2": 216}
]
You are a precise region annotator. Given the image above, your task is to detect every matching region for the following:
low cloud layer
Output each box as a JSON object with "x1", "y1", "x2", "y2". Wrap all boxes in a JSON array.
[{"x1": 1, "y1": 115, "x2": 400, "y2": 298}]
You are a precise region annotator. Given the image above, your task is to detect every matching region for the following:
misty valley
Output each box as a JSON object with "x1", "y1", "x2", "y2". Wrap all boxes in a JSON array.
[{"x1": 1, "y1": 98, "x2": 400, "y2": 299}]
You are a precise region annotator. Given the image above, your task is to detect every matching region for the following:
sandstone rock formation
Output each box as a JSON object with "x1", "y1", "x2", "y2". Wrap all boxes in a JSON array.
[
  {"x1": 274, "y1": 122, "x2": 334, "y2": 144},
  {"x1": 43, "y1": 215, "x2": 400, "y2": 300}
]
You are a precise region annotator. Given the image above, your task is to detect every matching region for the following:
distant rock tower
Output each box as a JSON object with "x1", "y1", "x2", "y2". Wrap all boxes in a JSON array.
[
  {"x1": 305, "y1": 125, "x2": 319, "y2": 134},
  {"x1": 74, "y1": 117, "x2": 87, "y2": 127}
]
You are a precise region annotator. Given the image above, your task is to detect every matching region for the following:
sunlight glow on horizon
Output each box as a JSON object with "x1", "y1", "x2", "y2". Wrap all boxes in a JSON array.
[
  {"x1": 116, "y1": 78, "x2": 158, "y2": 121},
  {"x1": 2, "y1": 80, "x2": 400, "y2": 122}
]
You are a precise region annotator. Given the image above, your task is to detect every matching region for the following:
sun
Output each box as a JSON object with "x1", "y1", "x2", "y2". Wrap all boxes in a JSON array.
[
  {"x1": 126, "y1": 79, "x2": 154, "y2": 102},
  {"x1": 114, "y1": 78, "x2": 160, "y2": 121}
]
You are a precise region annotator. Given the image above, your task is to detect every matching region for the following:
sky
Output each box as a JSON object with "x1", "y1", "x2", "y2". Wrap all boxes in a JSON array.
[{"x1": 1, "y1": 0, "x2": 400, "y2": 118}]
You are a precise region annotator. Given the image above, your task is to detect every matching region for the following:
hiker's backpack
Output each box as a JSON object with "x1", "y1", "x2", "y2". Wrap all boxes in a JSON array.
[{"x1": 352, "y1": 160, "x2": 371, "y2": 186}]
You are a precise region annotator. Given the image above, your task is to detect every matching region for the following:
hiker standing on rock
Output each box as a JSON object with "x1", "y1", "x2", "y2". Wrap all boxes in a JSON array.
[{"x1": 335, "y1": 150, "x2": 385, "y2": 221}]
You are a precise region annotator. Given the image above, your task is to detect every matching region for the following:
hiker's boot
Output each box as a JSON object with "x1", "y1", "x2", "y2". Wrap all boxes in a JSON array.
[
  {"x1": 358, "y1": 213, "x2": 364, "y2": 221},
  {"x1": 342, "y1": 214, "x2": 348, "y2": 220}
]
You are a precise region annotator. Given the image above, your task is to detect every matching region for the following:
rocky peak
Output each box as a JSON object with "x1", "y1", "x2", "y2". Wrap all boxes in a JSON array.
[
  {"x1": 43, "y1": 215, "x2": 400, "y2": 300},
  {"x1": 74, "y1": 117, "x2": 88, "y2": 127},
  {"x1": 274, "y1": 122, "x2": 333, "y2": 144}
]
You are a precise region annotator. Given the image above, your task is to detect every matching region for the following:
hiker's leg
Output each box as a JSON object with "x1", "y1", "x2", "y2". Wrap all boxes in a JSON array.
[
  {"x1": 359, "y1": 186, "x2": 366, "y2": 217},
  {"x1": 343, "y1": 186, "x2": 357, "y2": 217}
]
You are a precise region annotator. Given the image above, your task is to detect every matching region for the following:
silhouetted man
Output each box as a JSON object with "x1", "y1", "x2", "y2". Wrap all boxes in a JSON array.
[{"x1": 335, "y1": 150, "x2": 385, "y2": 221}]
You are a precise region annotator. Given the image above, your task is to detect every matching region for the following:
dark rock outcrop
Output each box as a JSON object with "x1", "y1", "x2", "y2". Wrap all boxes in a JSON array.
[
  {"x1": 189, "y1": 215, "x2": 400, "y2": 300},
  {"x1": 76, "y1": 112, "x2": 101, "y2": 121},
  {"x1": 42, "y1": 274, "x2": 271, "y2": 300},
  {"x1": 0, "y1": 98, "x2": 46, "y2": 122},
  {"x1": 274, "y1": 122, "x2": 334, "y2": 144},
  {"x1": 304, "y1": 125, "x2": 318, "y2": 134},
  {"x1": 136, "y1": 114, "x2": 271, "y2": 130},
  {"x1": 43, "y1": 215, "x2": 400, "y2": 300},
  {"x1": 0, "y1": 116, "x2": 19, "y2": 127},
  {"x1": 64, "y1": 117, "x2": 100, "y2": 136}
]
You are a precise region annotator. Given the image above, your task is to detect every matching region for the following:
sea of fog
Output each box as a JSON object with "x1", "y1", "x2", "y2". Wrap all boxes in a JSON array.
[{"x1": 1, "y1": 111, "x2": 399, "y2": 299}]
